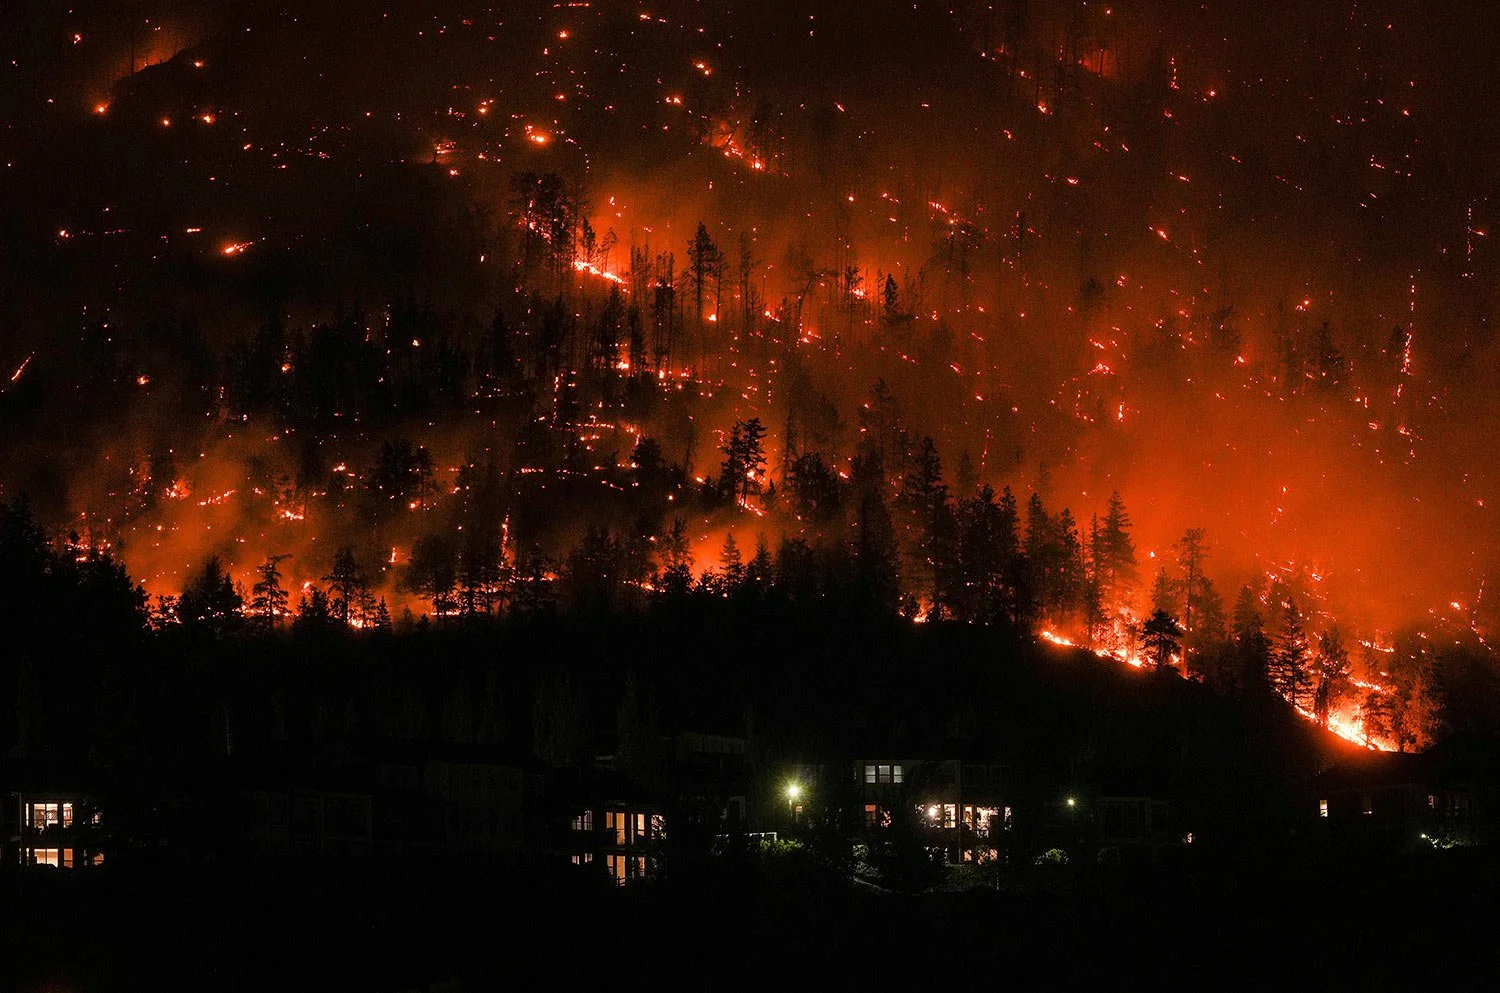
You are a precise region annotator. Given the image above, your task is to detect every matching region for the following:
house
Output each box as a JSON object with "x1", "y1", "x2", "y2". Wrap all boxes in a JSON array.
[
  {"x1": 5, "y1": 791, "x2": 107, "y2": 869},
  {"x1": 852, "y1": 758, "x2": 1012, "y2": 862},
  {"x1": 1311, "y1": 733, "x2": 1500, "y2": 851},
  {"x1": 223, "y1": 743, "x2": 545, "y2": 867},
  {"x1": 557, "y1": 767, "x2": 664, "y2": 885},
  {"x1": 371, "y1": 744, "x2": 545, "y2": 867},
  {"x1": 672, "y1": 731, "x2": 749, "y2": 830}
]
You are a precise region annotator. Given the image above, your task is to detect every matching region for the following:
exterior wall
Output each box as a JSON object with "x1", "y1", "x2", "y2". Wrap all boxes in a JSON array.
[{"x1": 244, "y1": 790, "x2": 374, "y2": 859}]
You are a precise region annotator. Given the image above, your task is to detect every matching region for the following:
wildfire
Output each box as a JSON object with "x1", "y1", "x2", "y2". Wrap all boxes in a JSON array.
[{"x1": 573, "y1": 259, "x2": 625, "y2": 284}]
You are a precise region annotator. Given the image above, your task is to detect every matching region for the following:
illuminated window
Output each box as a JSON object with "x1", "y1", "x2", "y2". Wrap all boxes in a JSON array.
[
  {"x1": 893, "y1": 765, "x2": 904, "y2": 784},
  {"x1": 30, "y1": 848, "x2": 60, "y2": 867},
  {"x1": 965, "y1": 806, "x2": 1001, "y2": 836},
  {"x1": 864, "y1": 803, "x2": 879, "y2": 828},
  {"x1": 864, "y1": 764, "x2": 877, "y2": 784},
  {"x1": 878, "y1": 764, "x2": 891, "y2": 783},
  {"x1": 1319, "y1": 799, "x2": 1329, "y2": 818},
  {"x1": 570, "y1": 853, "x2": 594, "y2": 865},
  {"x1": 606, "y1": 853, "x2": 627, "y2": 883},
  {"x1": 30, "y1": 803, "x2": 77, "y2": 828},
  {"x1": 871, "y1": 764, "x2": 903, "y2": 784},
  {"x1": 1427, "y1": 794, "x2": 1438, "y2": 810},
  {"x1": 633, "y1": 813, "x2": 646, "y2": 844},
  {"x1": 570, "y1": 810, "x2": 593, "y2": 832},
  {"x1": 942, "y1": 804, "x2": 957, "y2": 829}
]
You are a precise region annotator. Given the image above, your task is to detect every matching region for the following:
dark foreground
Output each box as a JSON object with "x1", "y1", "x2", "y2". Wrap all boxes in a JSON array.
[{"x1": 7, "y1": 846, "x2": 1499, "y2": 992}]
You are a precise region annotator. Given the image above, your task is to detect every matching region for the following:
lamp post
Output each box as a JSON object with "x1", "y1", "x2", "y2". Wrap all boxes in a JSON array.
[{"x1": 785, "y1": 781, "x2": 803, "y2": 826}]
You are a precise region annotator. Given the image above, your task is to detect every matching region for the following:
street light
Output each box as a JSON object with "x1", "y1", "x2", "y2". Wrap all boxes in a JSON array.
[
  {"x1": 1066, "y1": 796, "x2": 1077, "y2": 808},
  {"x1": 785, "y1": 781, "x2": 804, "y2": 825}
]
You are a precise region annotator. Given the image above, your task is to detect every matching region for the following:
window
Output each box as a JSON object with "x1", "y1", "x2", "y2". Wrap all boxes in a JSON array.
[
  {"x1": 965, "y1": 806, "x2": 1001, "y2": 837},
  {"x1": 604, "y1": 811, "x2": 626, "y2": 845},
  {"x1": 570, "y1": 810, "x2": 593, "y2": 833},
  {"x1": 1319, "y1": 799, "x2": 1329, "y2": 818},
  {"x1": 633, "y1": 813, "x2": 647, "y2": 844},
  {"x1": 606, "y1": 853, "x2": 627, "y2": 883},
  {"x1": 942, "y1": 804, "x2": 957, "y2": 829},
  {"x1": 650, "y1": 813, "x2": 666, "y2": 840},
  {"x1": 30, "y1": 848, "x2": 60, "y2": 867},
  {"x1": 1427, "y1": 794, "x2": 1438, "y2": 810},
  {"x1": 863, "y1": 764, "x2": 905, "y2": 785},
  {"x1": 864, "y1": 803, "x2": 879, "y2": 828},
  {"x1": 570, "y1": 853, "x2": 594, "y2": 865}
]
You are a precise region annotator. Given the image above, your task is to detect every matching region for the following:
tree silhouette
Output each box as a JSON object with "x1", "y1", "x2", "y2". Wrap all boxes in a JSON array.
[
  {"x1": 324, "y1": 546, "x2": 369, "y2": 625},
  {"x1": 249, "y1": 554, "x2": 291, "y2": 630},
  {"x1": 1142, "y1": 609, "x2": 1185, "y2": 671},
  {"x1": 177, "y1": 556, "x2": 244, "y2": 634}
]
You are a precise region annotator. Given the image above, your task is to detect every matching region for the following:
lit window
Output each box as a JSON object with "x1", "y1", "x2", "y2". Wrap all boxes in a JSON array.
[
  {"x1": 864, "y1": 764, "x2": 877, "y2": 784},
  {"x1": 570, "y1": 853, "x2": 594, "y2": 865},
  {"x1": 1319, "y1": 799, "x2": 1329, "y2": 818},
  {"x1": 877, "y1": 764, "x2": 892, "y2": 784},
  {"x1": 943, "y1": 804, "x2": 957, "y2": 829},
  {"x1": 967, "y1": 806, "x2": 1001, "y2": 836},
  {"x1": 30, "y1": 848, "x2": 60, "y2": 867},
  {"x1": 62, "y1": 804, "x2": 74, "y2": 828},
  {"x1": 570, "y1": 810, "x2": 593, "y2": 832},
  {"x1": 1427, "y1": 794, "x2": 1437, "y2": 810},
  {"x1": 864, "y1": 803, "x2": 878, "y2": 828},
  {"x1": 893, "y1": 765, "x2": 904, "y2": 784}
]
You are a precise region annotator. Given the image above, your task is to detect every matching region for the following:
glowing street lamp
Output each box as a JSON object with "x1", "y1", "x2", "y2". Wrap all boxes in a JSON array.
[
  {"x1": 1065, "y1": 796, "x2": 1077, "y2": 808},
  {"x1": 785, "y1": 781, "x2": 804, "y2": 823}
]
